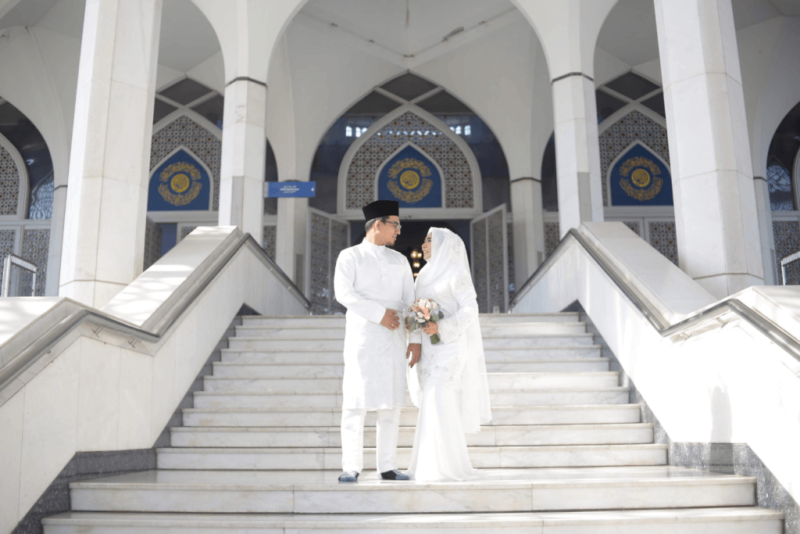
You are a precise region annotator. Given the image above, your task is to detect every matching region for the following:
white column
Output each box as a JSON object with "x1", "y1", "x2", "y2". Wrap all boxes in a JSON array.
[
  {"x1": 59, "y1": 0, "x2": 162, "y2": 308},
  {"x1": 551, "y1": 73, "x2": 604, "y2": 237},
  {"x1": 44, "y1": 184, "x2": 67, "y2": 295},
  {"x1": 655, "y1": 0, "x2": 764, "y2": 297},
  {"x1": 754, "y1": 176, "x2": 777, "y2": 284},
  {"x1": 275, "y1": 197, "x2": 308, "y2": 290},
  {"x1": 510, "y1": 177, "x2": 545, "y2": 287},
  {"x1": 218, "y1": 78, "x2": 266, "y2": 245}
]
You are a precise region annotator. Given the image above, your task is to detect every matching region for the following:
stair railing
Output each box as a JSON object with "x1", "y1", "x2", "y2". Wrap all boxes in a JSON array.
[
  {"x1": 780, "y1": 250, "x2": 800, "y2": 286},
  {"x1": 0, "y1": 229, "x2": 311, "y2": 406},
  {"x1": 510, "y1": 227, "x2": 800, "y2": 365},
  {"x1": 1, "y1": 253, "x2": 37, "y2": 297}
]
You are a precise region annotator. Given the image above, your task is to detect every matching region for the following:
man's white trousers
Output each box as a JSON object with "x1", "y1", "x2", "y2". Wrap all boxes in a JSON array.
[{"x1": 341, "y1": 407, "x2": 401, "y2": 473}]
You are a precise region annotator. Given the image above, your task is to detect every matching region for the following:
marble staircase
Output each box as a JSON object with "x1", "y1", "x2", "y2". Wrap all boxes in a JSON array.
[{"x1": 43, "y1": 313, "x2": 782, "y2": 533}]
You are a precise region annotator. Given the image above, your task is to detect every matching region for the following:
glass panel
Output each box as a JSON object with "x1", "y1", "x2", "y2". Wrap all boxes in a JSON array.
[
  {"x1": 153, "y1": 98, "x2": 178, "y2": 124},
  {"x1": 380, "y1": 73, "x2": 438, "y2": 101},
  {"x1": 767, "y1": 101, "x2": 800, "y2": 211},
  {"x1": 603, "y1": 72, "x2": 659, "y2": 101},
  {"x1": 191, "y1": 95, "x2": 224, "y2": 129},
  {"x1": 641, "y1": 92, "x2": 666, "y2": 117},
  {"x1": 28, "y1": 173, "x2": 54, "y2": 219},
  {"x1": 768, "y1": 160, "x2": 794, "y2": 211},
  {"x1": 345, "y1": 91, "x2": 401, "y2": 115},
  {"x1": 596, "y1": 89, "x2": 627, "y2": 123},
  {"x1": 158, "y1": 78, "x2": 213, "y2": 105}
]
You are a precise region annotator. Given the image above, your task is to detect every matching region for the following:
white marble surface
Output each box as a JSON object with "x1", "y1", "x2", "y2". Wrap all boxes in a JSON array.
[
  {"x1": 67, "y1": 467, "x2": 756, "y2": 514},
  {"x1": 0, "y1": 298, "x2": 62, "y2": 349},
  {"x1": 41, "y1": 508, "x2": 783, "y2": 534},
  {"x1": 513, "y1": 220, "x2": 800, "y2": 511}
]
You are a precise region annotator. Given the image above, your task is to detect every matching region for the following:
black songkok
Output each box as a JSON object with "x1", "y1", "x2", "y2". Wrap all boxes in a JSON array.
[{"x1": 362, "y1": 200, "x2": 399, "y2": 221}]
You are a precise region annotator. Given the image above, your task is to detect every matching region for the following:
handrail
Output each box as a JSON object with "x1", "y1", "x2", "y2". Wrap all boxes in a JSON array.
[
  {"x1": 0, "y1": 232, "x2": 310, "y2": 402},
  {"x1": 510, "y1": 228, "x2": 800, "y2": 364},
  {"x1": 2, "y1": 253, "x2": 37, "y2": 297},
  {"x1": 780, "y1": 250, "x2": 800, "y2": 285}
]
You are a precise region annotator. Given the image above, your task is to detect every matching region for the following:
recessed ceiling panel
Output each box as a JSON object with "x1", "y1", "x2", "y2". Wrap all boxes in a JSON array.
[
  {"x1": 158, "y1": 0, "x2": 221, "y2": 72},
  {"x1": 345, "y1": 91, "x2": 402, "y2": 115},
  {"x1": 191, "y1": 94, "x2": 224, "y2": 128},
  {"x1": 153, "y1": 98, "x2": 178, "y2": 124},
  {"x1": 416, "y1": 90, "x2": 472, "y2": 115},
  {"x1": 641, "y1": 92, "x2": 665, "y2": 117},
  {"x1": 595, "y1": 0, "x2": 660, "y2": 66},
  {"x1": 604, "y1": 72, "x2": 659, "y2": 101},
  {"x1": 381, "y1": 73, "x2": 437, "y2": 101},
  {"x1": 159, "y1": 78, "x2": 213, "y2": 106},
  {"x1": 596, "y1": 90, "x2": 627, "y2": 123}
]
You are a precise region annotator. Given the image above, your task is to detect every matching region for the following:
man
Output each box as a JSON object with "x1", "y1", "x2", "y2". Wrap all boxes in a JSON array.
[{"x1": 333, "y1": 200, "x2": 421, "y2": 483}]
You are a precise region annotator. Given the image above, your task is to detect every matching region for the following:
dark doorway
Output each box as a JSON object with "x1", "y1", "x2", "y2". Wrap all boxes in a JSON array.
[{"x1": 350, "y1": 220, "x2": 472, "y2": 278}]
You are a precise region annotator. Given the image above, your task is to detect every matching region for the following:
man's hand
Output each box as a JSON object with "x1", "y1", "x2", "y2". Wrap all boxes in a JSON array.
[
  {"x1": 406, "y1": 343, "x2": 421, "y2": 368},
  {"x1": 380, "y1": 309, "x2": 401, "y2": 330}
]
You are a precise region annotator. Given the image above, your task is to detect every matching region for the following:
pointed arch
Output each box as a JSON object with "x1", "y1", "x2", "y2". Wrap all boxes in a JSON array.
[{"x1": 336, "y1": 103, "x2": 482, "y2": 219}]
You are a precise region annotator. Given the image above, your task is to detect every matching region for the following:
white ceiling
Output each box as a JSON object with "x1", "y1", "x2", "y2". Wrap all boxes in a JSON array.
[
  {"x1": 302, "y1": 0, "x2": 515, "y2": 57},
  {"x1": 596, "y1": 0, "x2": 797, "y2": 69}
]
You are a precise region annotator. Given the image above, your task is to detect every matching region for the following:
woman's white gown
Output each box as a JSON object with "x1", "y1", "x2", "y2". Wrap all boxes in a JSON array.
[{"x1": 406, "y1": 228, "x2": 492, "y2": 482}]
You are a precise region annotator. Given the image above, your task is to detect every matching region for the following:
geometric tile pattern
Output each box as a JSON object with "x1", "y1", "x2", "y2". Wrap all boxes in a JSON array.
[
  {"x1": 150, "y1": 115, "x2": 221, "y2": 210},
  {"x1": 0, "y1": 228, "x2": 16, "y2": 293},
  {"x1": 488, "y1": 209, "x2": 506, "y2": 313},
  {"x1": 308, "y1": 212, "x2": 330, "y2": 315},
  {"x1": 600, "y1": 110, "x2": 670, "y2": 206},
  {"x1": 144, "y1": 218, "x2": 163, "y2": 270},
  {"x1": 648, "y1": 221, "x2": 679, "y2": 265},
  {"x1": 346, "y1": 111, "x2": 474, "y2": 210},
  {"x1": 0, "y1": 143, "x2": 20, "y2": 216},
  {"x1": 21, "y1": 228, "x2": 49, "y2": 296},
  {"x1": 545, "y1": 221, "x2": 560, "y2": 257},
  {"x1": 471, "y1": 217, "x2": 488, "y2": 313},
  {"x1": 773, "y1": 220, "x2": 800, "y2": 285},
  {"x1": 263, "y1": 225, "x2": 277, "y2": 259}
]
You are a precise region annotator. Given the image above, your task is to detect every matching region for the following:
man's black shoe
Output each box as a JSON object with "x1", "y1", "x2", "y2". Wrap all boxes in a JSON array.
[{"x1": 380, "y1": 469, "x2": 410, "y2": 481}]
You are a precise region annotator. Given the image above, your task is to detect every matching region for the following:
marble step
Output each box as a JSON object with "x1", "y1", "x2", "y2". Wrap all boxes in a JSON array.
[
  {"x1": 172, "y1": 421, "x2": 654, "y2": 447},
  {"x1": 193, "y1": 387, "x2": 631, "y2": 409},
  {"x1": 158, "y1": 442, "x2": 665, "y2": 470},
  {"x1": 239, "y1": 313, "x2": 581, "y2": 329},
  {"x1": 210, "y1": 359, "x2": 610, "y2": 378},
  {"x1": 203, "y1": 372, "x2": 620, "y2": 393},
  {"x1": 183, "y1": 404, "x2": 642, "y2": 426},
  {"x1": 219, "y1": 345, "x2": 604, "y2": 364},
  {"x1": 233, "y1": 322, "x2": 588, "y2": 339},
  {"x1": 67, "y1": 467, "x2": 758, "y2": 514},
  {"x1": 42, "y1": 508, "x2": 784, "y2": 534},
  {"x1": 227, "y1": 334, "x2": 596, "y2": 351}
]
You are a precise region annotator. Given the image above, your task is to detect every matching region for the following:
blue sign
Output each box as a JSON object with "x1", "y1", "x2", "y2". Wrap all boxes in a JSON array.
[
  {"x1": 148, "y1": 149, "x2": 211, "y2": 211},
  {"x1": 266, "y1": 181, "x2": 316, "y2": 198},
  {"x1": 378, "y1": 145, "x2": 442, "y2": 208},
  {"x1": 609, "y1": 144, "x2": 673, "y2": 206}
]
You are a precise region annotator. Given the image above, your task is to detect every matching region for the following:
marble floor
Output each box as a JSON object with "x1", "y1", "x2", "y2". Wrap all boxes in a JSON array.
[{"x1": 43, "y1": 314, "x2": 783, "y2": 533}]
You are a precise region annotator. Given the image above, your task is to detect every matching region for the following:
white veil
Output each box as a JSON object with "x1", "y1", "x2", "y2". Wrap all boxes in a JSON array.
[{"x1": 411, "y1": 227, "x2": 492, "y2": 433}]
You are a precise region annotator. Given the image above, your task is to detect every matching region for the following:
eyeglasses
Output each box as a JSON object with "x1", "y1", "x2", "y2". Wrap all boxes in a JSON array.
[{"x1": 384, "y1": 221, "x2": 402, "y2": 231}]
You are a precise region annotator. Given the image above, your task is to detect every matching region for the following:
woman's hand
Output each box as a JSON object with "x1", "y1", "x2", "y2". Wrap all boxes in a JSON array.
[{"x1": 422, "y1": 321, "x2": 439, "y2": 335}]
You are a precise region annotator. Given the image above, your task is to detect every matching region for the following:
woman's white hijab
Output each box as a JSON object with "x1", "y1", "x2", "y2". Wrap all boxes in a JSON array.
[{"x1": 410, "y1": 227, "x2": 492, "y2": 433}]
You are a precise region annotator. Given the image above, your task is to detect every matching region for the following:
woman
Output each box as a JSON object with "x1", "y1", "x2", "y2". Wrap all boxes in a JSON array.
[{"x1": 406, "y1": 227, "x2": 492, "y2": 481}]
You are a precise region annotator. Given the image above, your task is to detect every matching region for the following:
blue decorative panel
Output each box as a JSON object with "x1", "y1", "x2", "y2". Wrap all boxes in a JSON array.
[
  {"x1": 600, "y1": 110, "x2": 670, "y2": 206},
  {"x1": 148, "y1": 149, "x2": 210, "y2": 211},
  {"x1": 610, "y1": 144, "x2": 673, "y2": 206},
  {"x1": 377, "y1": 145, "x2": 442, "y2": 208}
]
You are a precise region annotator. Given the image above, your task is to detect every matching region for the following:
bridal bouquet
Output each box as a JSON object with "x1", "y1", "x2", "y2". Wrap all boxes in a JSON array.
[{"x1": 406, "y1": 298, "x2": 444, "y2": 344}]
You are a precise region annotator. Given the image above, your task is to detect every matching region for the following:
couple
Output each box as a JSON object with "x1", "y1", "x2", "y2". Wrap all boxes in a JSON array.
[{"x1": 333, "y1": 200, "x2": 492, "y2": 483}]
